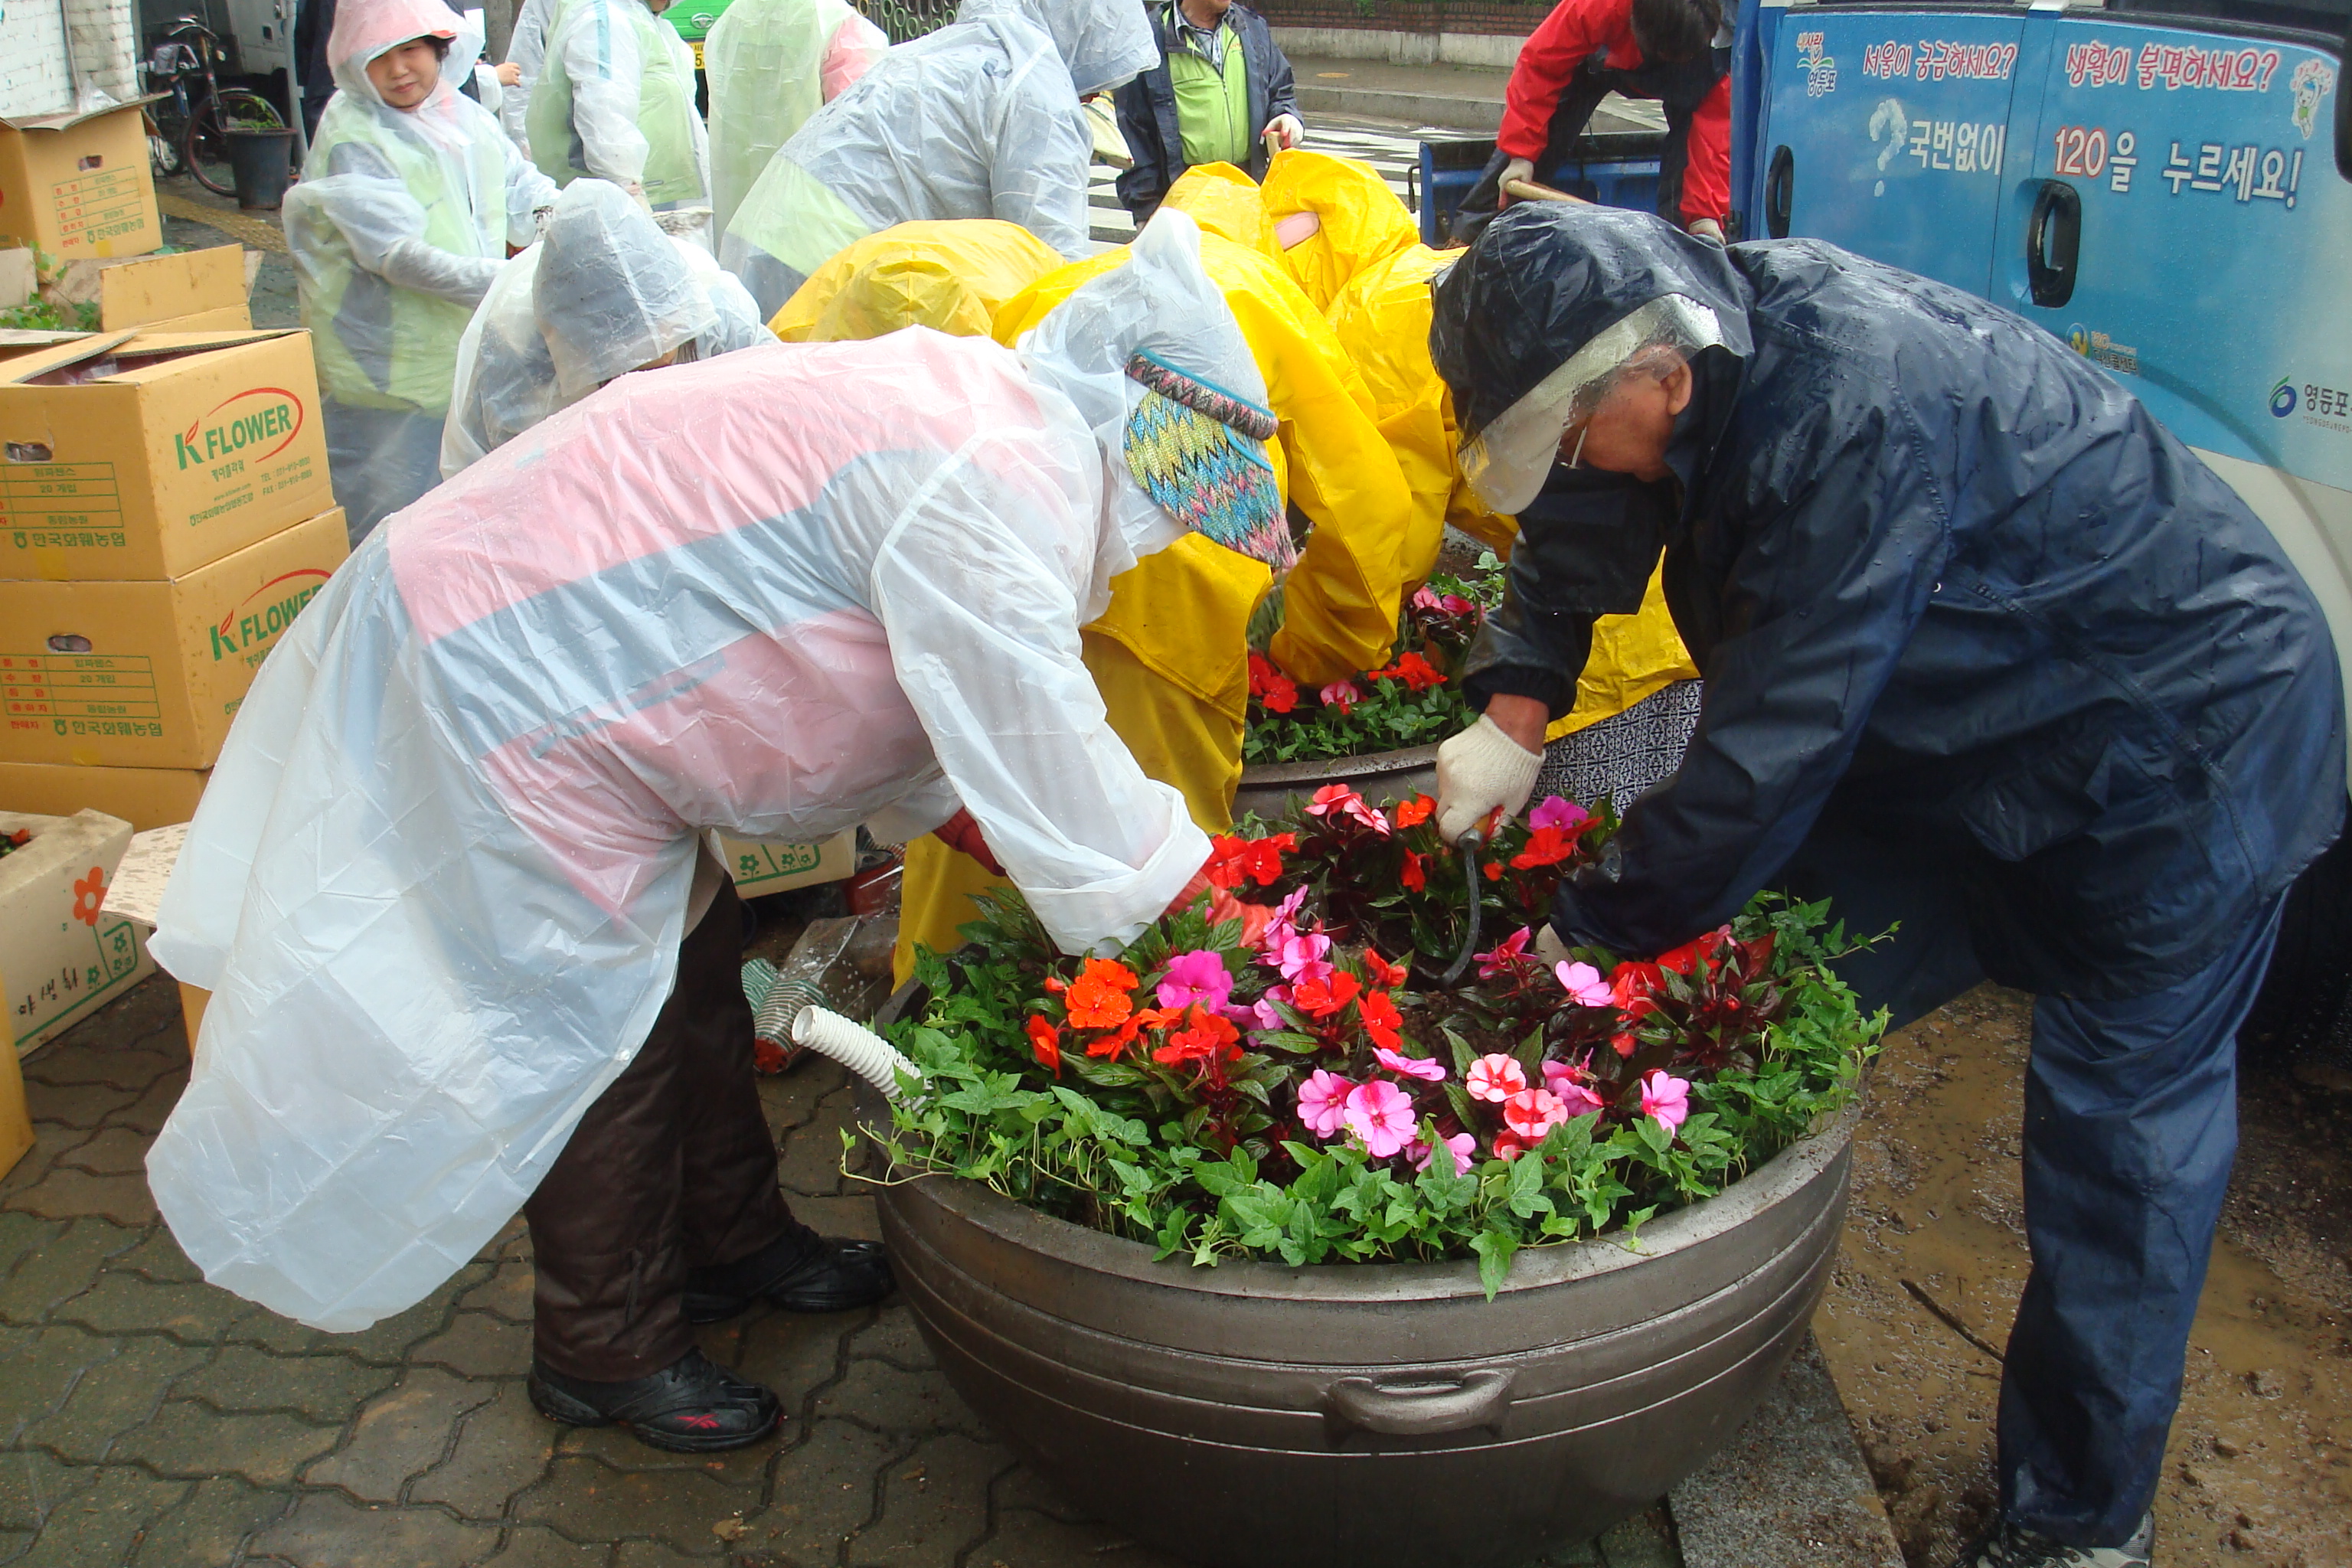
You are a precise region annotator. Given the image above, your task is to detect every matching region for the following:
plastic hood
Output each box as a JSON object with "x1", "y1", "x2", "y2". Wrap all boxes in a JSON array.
[
  {"x1": 535, "y1": 179, "x2": 719, "y2": 398},
  {"x1": 327, "y1": 0, "x2": 466, "y2": 103},
  {"x1": 1430, "y1": 204, "x2": 1753, "y2": 457},
  {"x1": 956, "y1": 0, "x2": 1156, "y2": 96},
  {"x1": 1016, "y1": 207, "x2": 1268, "y2": 585}
]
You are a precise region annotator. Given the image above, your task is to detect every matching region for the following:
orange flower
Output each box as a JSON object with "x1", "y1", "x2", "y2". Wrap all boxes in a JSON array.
[
  {"x1": 1291, "y1": 970, "x2": 1362, "y2": 1019},
  {"x1": 1400, "y1": 848, "x2": 1427, "y2": 892},
  {"x1": 1027, "y1": 1015, "x2": 1063, "y2": 1075},
  {"x1": 1152, "y1": 1005, "x2": 1241, "y2": 1069},
  {"x1": 1364, "y1": 947, "x2": 1410, "y2": 988},
  {"x1": 1065, "y1": 958, "x2": 1138, "y2": 1029},
  {"x1": 71, "y1": 867, "x2": 106, "y2": 926},
  {"x1": 1089, "y1": 1005, "x2": 1179, "y2": 1059},
  {"x1": 1510, "y1": 825, "x2": 1577, "y2": 869},
  {"x1": 1359, "y1": 989, "x2": 1403, "y2": 1049},
  {"x1": 1369, "y1": 651, "x2": 1445, "y2": 691},
  {"x1": 1393, "y1": 793, "x2": 1435, "y2": 828}
]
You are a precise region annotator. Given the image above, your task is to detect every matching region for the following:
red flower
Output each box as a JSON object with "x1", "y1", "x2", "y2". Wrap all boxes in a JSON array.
[
  {"x1": 1368, "y1": 651, "x2": 1445, "y2": 691},
  {"x1": 1152, "y1": 1006, "x2": 1241, "y2": 1070},
  {"x1": 1290, "y1": 970, "x2": 1362, "y2": 1019},
  {"x1": 1026, "y1": 1015, "x2": 1063, "y2": 1075},
  {"x1": 1657, "y1": 926, "x2": 1733, "y2": 975},
  {"x1": 71, "y1": 867, "x2": 106, "y2": 926},
  {"x1": 1041, "y1": 975, "x2": 1067, "y2": 995},
  {"x1": 1090, "y1": 1004, "x2": 1180, "y2": 1059},
  {"x1": 1484, "y1": 861, "x2": 1504, "y2": 882},
  {"x1": 1247, "y1": 652, "x2": 1298, "y2": 714},
  {"x1": 1207, "y1": 831, "x2": 1297, "y2": 889},
  {"x1": 1400, "y1": 848, "x2": 1427, "y2": 892},
  {"x1": 1510, "y1": 825, "x2": 1578, "y2": 869},
  {"x1": 1393, "y1": 793, "x2": 1435, "y2": 828},
  {"x1": 1066, "y1": 959, "x2": 1138, "y2": 1029},
  {"x1": 1364, "y1": 947, "x2": 1410, "y2": 988},
  {"x1": 1359, "y1": 990, "x2": 1403, "y2": 1050},
  {"x1": 1491, "y1": 1130, "x2": 1532, "y2": 1162}
]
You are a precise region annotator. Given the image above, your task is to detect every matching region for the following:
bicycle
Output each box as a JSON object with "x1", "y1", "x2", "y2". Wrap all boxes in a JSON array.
[{"x1": 140, "y1": 17, "x2": 284, "y2": 195}]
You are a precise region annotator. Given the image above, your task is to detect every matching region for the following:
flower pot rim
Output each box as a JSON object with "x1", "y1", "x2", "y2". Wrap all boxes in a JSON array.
[
  {"x1": 1236, "y1": 740, "x2": 1443, "y2": 789},
  {"x1": 865, "y1": 1089, "x2": 1861, "y2": 1306}
]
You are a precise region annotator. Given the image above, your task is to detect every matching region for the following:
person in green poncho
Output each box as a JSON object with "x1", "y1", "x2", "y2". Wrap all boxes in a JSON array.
[
  {"x1": 285, "y1": 0, "x2": 561, "y2": 544},
  {"x1": 527, "y1": 0, "x2": 711, "y2": 224}
]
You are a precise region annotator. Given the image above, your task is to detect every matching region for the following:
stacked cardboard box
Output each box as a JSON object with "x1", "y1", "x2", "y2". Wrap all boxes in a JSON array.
[
  {"x1": 0, "y1": 326, "x2": 346, "y2": 846},
  {"x1": 0, "y1": 807, "x2": 153, "y2": 1056},
  {"x1": 0, "y1": 103, "x2": 165, "y2": 268}
]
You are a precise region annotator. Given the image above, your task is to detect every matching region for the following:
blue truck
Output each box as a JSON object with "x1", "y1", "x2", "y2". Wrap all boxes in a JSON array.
[{"x1": 1419, "y1": 0, "x2": 2352, "y2": 1054}]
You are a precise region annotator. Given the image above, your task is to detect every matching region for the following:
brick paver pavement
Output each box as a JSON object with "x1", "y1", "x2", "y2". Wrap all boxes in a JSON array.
[{"x1": 0, "y1": 975, "x2": 1678, "y2": 1566}]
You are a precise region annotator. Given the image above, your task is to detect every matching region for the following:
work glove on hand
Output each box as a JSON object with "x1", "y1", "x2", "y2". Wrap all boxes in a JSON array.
[
  {"x1": 1436, "y1": 714, "x2": 1543, "y2": 843},
  {"x1": 1686, "y1": 217, "x2": 1726, "y2": 245},
  {"x1": 1533, "y1": 923, "x2": 1571, "y2": 970},
  {"x1": 932, "y1": 808, "x2": 1004, "y2": 877},
  {"x1": 1266, "y1": 113, "x2": 1305, "y2": 152},
  {"x1": 1498, "y1": 156, "x2": 1534, "y2": 204}
]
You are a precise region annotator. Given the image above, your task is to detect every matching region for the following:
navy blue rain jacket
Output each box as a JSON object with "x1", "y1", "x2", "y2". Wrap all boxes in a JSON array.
[
  {"x1": 1432, "y1": 204, "x2": 2344, "y2": 1000},
  {"x1": 1112, "y1": 1, "x2": 1296, "y2": 219}
]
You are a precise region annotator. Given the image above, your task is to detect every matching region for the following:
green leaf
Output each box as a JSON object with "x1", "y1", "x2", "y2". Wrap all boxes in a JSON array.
[{"x1": 1468, "y1": 1227, "x2": 1519, "y2": 1301}]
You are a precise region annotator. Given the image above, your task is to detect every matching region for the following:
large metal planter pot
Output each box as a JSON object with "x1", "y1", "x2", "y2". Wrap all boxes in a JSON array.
[
  {"x1": 1232, "y1": 743, "x2": 1440, "y2": 824},
  {"x1": 864, "y1": 1034, "x2": 1858, "y2": 1568}
]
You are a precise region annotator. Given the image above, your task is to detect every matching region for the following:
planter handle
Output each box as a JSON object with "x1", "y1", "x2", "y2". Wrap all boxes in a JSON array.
[{"x1": 1322, "y1": 1369, "x2": 1516, "y2": 1438}]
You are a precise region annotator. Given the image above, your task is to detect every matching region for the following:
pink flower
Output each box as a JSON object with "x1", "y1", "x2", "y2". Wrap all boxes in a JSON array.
[
  {"x1": 1410, "y1": 1131, "x2": 1478, "y2": 1176},
  {"x1": 1236, "y1": 985, "x2": 1293, "y2": 1033},
  {"x1": 1553, "y1": 960, "x2": 1612, "y2": 1007},
  {"x1": 1157, "y1": 949, "x2": 1234, "y2": 1012},
  {"x1": 1503, "y1": 1087, "x2": 1570, "y2": 1140},
  {"x1": 1475, "y1": 926, "x2": 1533, "y2": 979},
  {"x1": 1491, "y1": 1130, "x2": 1532, "y2": 1162},
  {"x1": 1411, "y1": 586, "x2": 1444, "y2": 612},
  {"x1": 1527, "y1": 795, "x2": 1590, "y2": 833},
  {"x1": 1257, "y1": 886, "x2": 1310, "y2": 956},
  {"x1": 1641, "y1": 1070, "x2": 1691, "y2": 1137},
  {"x1": 1342, "y1": 1080, "x2": 1417, "y2": 1158},
  {"x1": 1374, "y1": 1046, "x2": 1447, "y2": 1082},
  {"x1": 1318, "y1": 679, "x2": 1364, "y2": 715},
  {"x1": 1298, "y1": 1070, "x2": 1354, "y2": 1138},
  {"x1": 1274, "y1": 931, "x2": 1334, "y2": 985},
  {"x1": 1441, "y1": 593, "x2": 1475, "y2": 616},
  {"x1": 1540, "y1": 1057, "x2": 1605, "y2": 1119},
  {"x1": 1306, "y1": 783, "x2": 1392, "y2": 836},
  {"x1": 1465, "y1": 1054, "x2": 1527, "y2": 1103}
]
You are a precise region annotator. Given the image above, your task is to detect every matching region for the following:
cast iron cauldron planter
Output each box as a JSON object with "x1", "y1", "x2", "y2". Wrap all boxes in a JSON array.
[
  {"x1": 1232, "y1": 742, "x2": 1440, "y2": 824},
  {"x1": 862, "y1": 983, "x2": 1859, "y2": 1568}
]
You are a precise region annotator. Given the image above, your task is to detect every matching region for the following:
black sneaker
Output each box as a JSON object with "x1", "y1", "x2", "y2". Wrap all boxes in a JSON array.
[
  {"x1": 528, "y1": 1347, "x2": 782, "y2": 1452},
  {"x1": 684, "y1": 1223, "x2": 893, "y2": 1323},
  {"x1": 1952, "y1": 1514, "x2": 2154, "y2": 1568}
]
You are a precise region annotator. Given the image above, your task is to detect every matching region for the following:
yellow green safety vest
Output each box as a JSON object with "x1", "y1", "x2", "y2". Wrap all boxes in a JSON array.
[
  {"x1": 295, "y1": 103, "x2": 506, "y2": 413},
  {"x1": 528, "y1": 0, "x2": 704, "y2": 206}
]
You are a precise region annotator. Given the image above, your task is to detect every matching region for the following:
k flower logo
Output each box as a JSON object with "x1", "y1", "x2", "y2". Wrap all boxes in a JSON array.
[{"x1": 72, "y1": 866, "x2": 106, "y2": 926}]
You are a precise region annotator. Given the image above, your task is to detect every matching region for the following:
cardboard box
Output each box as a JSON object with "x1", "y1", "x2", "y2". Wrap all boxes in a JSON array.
[
  {"x1": 179, "y1": 981, "x2": 207, "y2": 1054},
  {"x1": 0, "y1": 760, "x2": 207, "y2": 829},
  {"x1": 0, "y1": 982, "x2": 31, "y2": 1177},
  {"x1": 0, "y1": 507, "x2": 348, "y2": 767},
  {"x1": 0, "y1": 103, "x2": 162, "y2": 265},
  {"x1": 36, "y1": 246, "x2": 248, "y2": 332},
  {"x1": 0, "y1": 328, "x2": 334, "y2": 582},
  {"x1": 717, "y1": 829, "x2": 856, "y2": 896},
  {"x1": 0, "y1": 807, "x2": 153, "y2": 1055}
]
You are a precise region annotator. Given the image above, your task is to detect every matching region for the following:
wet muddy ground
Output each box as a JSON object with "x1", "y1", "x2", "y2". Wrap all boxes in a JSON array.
[{"x1": 1815, "y1": 986, "x2": 2352, "y2": 1568}]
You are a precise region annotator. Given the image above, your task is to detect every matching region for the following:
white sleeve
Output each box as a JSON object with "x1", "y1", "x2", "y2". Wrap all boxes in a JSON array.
[
  {"x1": 557, "y1": 0, "x2": 652, "y2": 185},
  {"x1": 869, "y1": 440, "x2": 1208, "y2": 955},
  {"x1": 502, "y1": 138, "x2": 561, "y2": 246},
  {"x1": 501, "y1": 0, "x2": 550, "y2": 150},
  {"x1": 990, "y1": 67, "x2": 1095, "y2": 261},
  {"x1": 865, "y1": 773, "x2": 962, "y2": 845},
  {"x1": 309, "y1": 140, "x2": 504, "y2": 306}
]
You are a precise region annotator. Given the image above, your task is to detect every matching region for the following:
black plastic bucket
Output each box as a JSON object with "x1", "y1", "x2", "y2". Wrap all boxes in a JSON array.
[{"x1": 226, "y1": 128, "x2": 296, "y2": 210}]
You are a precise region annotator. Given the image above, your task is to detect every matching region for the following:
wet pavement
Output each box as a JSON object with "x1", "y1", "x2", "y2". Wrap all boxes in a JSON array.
[{"x1": 0, "y1": 975, "x2": 1689, "y2": 1566}]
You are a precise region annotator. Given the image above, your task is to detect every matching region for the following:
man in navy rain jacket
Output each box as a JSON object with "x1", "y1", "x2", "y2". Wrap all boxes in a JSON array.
[
  {"x1": 1112, "y1": 0, "x2": 1298, "y2": 222},
  {"x1": 1427, "y1": 204, "x2": 2344, "y2": 1568}
]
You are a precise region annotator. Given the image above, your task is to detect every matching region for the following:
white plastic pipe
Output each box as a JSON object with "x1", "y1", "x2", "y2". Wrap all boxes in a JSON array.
[{"x1": 790, "y1": 1005, "x2": 924, "y2": 1100}]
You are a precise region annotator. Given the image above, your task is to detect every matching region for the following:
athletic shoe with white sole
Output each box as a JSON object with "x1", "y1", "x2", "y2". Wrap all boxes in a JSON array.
[{"x1": 1951, "y1": 1513, "x2": 2153, "y2": 1568}]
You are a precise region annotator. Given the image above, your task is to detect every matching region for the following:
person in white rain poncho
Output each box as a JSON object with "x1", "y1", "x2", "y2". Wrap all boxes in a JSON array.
[
  {"x1": 442, "y1": 180, "x2": 770, "y2": 476},
  {"x1": 149, "y1": 211, "x2": 1284, "y2": 1453},
  {"x1": 703, "y1": 0, "x2": 888, "y2": 238},
  {"x1": 718, "y1": 0, "x2": 1156, "y2": 318},
  {"x1": 526, "y1": 0, "x2": 710, "y2": 219},
  {"x1": 498, "y1": 0, "x2": 554, "y2": 155},
  {"x1": 287, "y1": 0, "x2": 560, "y2": 545}
]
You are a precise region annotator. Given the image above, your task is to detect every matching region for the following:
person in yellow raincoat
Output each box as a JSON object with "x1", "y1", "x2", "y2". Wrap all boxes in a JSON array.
[
  {"x1": 1257, "y1": 149, "x2": 1703, "y2": 811},
  {"x1": 767, "y1": 220, "x2": 1063, "y2": 342},
  {"x1": 770, "y1": 191, "x2": 1416, "y2": 983}
]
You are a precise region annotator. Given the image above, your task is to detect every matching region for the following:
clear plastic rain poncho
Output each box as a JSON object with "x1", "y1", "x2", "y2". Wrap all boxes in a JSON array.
[
  {"x1": 286, "y1": 0, "x2": 560, "y2": 544},
  {"x1": 145, "y1": 211, "x2": 1261, "y2": 1333},
  {"x1": 497, "y1": 0, "x2": 555, "y2": 155},
  {"x1": 704, "y1": 0, "x2": 888, "y2": 237},
  {"x1": 717, "y1": 0, "x2": 1155, "y2": 318},
  {"x1": 527, "y1": 0, "x2": 710, "y2": 212},
  {"x1": 443, "y1": 180, "x2": 770, "y2": 475}
]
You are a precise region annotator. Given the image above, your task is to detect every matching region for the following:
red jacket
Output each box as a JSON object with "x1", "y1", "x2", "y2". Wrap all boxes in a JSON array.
[{"x1": 1498, "y1": 0, "x2": 1730, "y2": 226}]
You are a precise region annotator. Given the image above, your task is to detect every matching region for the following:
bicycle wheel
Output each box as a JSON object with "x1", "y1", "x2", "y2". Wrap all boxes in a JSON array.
[
  {"x1": 182, "y1": 90, "x2": 283, "y2": 197},
  {"x1": 145, "y1": 107, "x2": 187, "y2": 178}
]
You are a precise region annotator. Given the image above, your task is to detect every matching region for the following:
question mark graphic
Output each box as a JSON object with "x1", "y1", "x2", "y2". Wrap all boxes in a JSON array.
[{"x1": 1868, "y1": 99, "x2": 1907, "y2": 197}]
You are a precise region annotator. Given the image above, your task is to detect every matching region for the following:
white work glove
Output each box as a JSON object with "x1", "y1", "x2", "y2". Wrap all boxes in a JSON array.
[
  {"x1": 1686, "y1": 217, "x2": 1726, "y2": 245},
  {"x1": 1435, "y1": 714, "x2": 1543, "y2": 843},
  {"x1": 1498, "y1": 156, "x2": 1534, "y2": 204},
  {"x1": 1534, "y1": 923, "x2": 1571, "y2": 970},
  {"x1": 1266, "y1": 113, "x2": 1304, "y2": 152}
]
